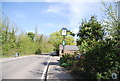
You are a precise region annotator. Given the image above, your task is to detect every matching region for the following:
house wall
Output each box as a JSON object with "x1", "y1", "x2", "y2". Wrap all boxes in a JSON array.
[
  {"x1": 59, "y1": 50, "x2": 78, "y2": 55},
  {"x1": 64, "y1": 50, "x2": 76, "y2": 54}
]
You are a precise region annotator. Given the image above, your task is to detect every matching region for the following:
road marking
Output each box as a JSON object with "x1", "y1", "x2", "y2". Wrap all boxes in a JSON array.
[{"x1": 41, "y1": 57, "x2": 52, "y2": 79}]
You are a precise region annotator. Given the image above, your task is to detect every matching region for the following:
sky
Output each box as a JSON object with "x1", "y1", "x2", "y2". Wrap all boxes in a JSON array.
[{"x1": 2, "y1": 0, "x2": 115, "y2": 36}]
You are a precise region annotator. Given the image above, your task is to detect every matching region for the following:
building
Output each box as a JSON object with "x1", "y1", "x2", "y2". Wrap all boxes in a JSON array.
[{"x1": 59, "y1": 45, "x2": 79, "y2": 55}]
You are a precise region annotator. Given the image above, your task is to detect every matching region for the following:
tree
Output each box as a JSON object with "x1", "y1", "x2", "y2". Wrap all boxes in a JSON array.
[
  {"x1": 1, "y1": 15, "x2": 18, "y2": 56},
  {"x1": 49, "y1": 30, "x2": 75, "y2": 52},
  {"x1": 67, "y1": 30, "x2": 76, "y2": 37},
  {"x1": 1, "y1": 13, "x2": 53, "y2": 57},
  {"x1": 77, "y1": 16, "x2": 104, "y2": 53},
  {"x1": 35, "y1": 34, "x2": 53, "y2": 54},
  {"x1": 42, "y1": 36, "x2": 54, "y2": 53},
  {"x1": 101, "y1": 1, "x2": 120, "y2": 40},
  {"x1": 18, "y1": 34, "x2": 32, "y2": 54},
  {"x1": 77, "y1": 16, "x2": 104, "y2": 45},
  {"x1": 35, "y1": 34, "x2": 43, "y2": 54},
  {"x1": 27, "y1": 32, "x2": 35, "y2": 40}
]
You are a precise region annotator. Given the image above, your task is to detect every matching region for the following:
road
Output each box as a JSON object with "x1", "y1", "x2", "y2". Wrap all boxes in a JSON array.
[{"x1": 0, "y1": 54, "x2": 51, "y2": 80}]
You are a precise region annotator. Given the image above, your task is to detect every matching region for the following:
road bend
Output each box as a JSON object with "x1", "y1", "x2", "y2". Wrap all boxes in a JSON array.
[{"x1": 0, "y1": 54, "x2": 51, "y2": 79}]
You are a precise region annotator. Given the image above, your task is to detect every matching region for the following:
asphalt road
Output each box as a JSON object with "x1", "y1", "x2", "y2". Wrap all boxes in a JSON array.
[{"x1": 0, "y1": 54, "x2": 51, "y2": 80}]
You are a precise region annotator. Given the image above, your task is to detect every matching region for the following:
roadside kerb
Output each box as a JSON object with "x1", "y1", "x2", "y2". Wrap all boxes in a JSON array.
[{"x1": 41, "y1": 56, "x2": 52, "y2": 81}]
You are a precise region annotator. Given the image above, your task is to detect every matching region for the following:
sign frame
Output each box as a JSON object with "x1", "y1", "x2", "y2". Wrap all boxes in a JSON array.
[{"x1": 61, "y1": 28, "x2": 67, "y2": 36}]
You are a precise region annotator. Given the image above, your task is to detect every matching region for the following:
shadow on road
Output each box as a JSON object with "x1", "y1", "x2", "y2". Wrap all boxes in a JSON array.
[
  {"x1": 29, "y1": 70, "x2": 43, "y2": 76},
  {"x1": 40, "y1": 53, "x2": 50, "y2": 55},
  {"x1": 42, "y1": 61, "x2": 59, "y2": 66},
  {"x1": 49, "y1": 62, "x2": 59, "y2": 65}
]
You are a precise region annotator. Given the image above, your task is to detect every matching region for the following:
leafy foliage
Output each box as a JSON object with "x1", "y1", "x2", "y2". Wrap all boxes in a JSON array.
[
  {"x1": 77, "y1": 16, "x2": 104, "y2": 53},
  {"x1": 49, "y1": 30, "x2": 76, "y2": 51},
  {"x1": 77, "y1": 16, "x2": 104, "y2": 41},
  {"x1": 27, "y1": 32, "x2": 35, "y2": 40},
  {"x1": 1, "y1": 16, "x2": 53, "y2": 57},
  {"x1": 83, "y1": 40, "x2": 120, "y2": 79},
  {"x1": 101, "y1": 1, "x2": 120, "y2": 40},
  {"x1": 62, "y1": 13, "x2": 120, "y2": 80},
  {"x1": 60, "y1": 54, "x2": 77, "y2": 68},
  {"x1": 74, "y1": 2, "x2": 120, "y2": 80}
]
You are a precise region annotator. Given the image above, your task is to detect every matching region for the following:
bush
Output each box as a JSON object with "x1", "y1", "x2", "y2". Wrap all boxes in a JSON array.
[
  {"x1": 61, "y1": 63, "x2": 69, "y2": 67},
  {"x1": 35, "y1": 48, "x2": 42, "y2": 54},
  {"x1": 60, "y1": 54, "x2": 77, "y2": 68},
  {"x1": 83, "y1": 40, "x2": 120, "y2": 80},
  {"x1": 59, "y1": 40, "x2": 120, "y2": 80}
]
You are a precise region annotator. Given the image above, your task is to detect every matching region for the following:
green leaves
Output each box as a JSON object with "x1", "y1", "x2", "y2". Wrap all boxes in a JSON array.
[
  {"x1": 60, "y1": 54, "x2": 77, "y2": 68},
  {"x1": 83, "y1": 40, "x2": 120, "y2": 79},
  {"x1": 77, "y1": 16, "x2": 104, "y2": 47},
  {"x1": 101, "y1": 2, "x2": 119, "y2": 40},
  {"x1": 27, "y1": 32, "x2": 35, "y2": 40},
  {"x1": 49, "y1": 30, "x2": 75, "y2": 51},
  {"x1": 1, "y1": 16, "x2": 53, "y2": 56},
  {"x1": 76, "y1": 13, "x2": 120, "y2": 80}
]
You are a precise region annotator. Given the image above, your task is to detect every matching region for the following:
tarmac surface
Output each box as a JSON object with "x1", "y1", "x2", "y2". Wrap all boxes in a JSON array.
[{"x1": 0, "y1": 54, "x2": 75, "y2": 81}]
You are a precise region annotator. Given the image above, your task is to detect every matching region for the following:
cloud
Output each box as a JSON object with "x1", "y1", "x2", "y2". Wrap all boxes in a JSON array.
[
  {"x1": 45, "y1": 3, "x2": 70, "y2": 16},
  {"x1": 46, "y1": 5, "x2": 60, "y2": 13},
  {"x1": 44, "y1": 2, "x2": 84, "y2": 34},
  {"x1": 72, "y1": 27, "x2": 79, "y2": 34},
  {"x1": 43, "y1": 1, "x2": 106, "y2": 36},
  {"x1": 63, "y1": 2, "x2": 85, "y2": 33}
]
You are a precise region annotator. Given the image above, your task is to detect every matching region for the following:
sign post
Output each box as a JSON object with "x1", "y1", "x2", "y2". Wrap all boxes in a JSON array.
[{"x1": 61, "y1": 28, "x2": 67, "y2": 54}]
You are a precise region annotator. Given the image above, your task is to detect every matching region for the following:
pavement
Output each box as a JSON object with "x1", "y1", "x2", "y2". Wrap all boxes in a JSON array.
[{"x1": 47, "y1": 56, "x2": 75, "y2": 81}]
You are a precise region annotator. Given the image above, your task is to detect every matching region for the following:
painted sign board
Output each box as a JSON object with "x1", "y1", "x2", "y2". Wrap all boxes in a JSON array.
[
  {"x1": 62, "y1": 28, "x2": 67, "y2": 36},
  {"x1": 62, "y1": 40, "x2": 66, "y2": 46}
]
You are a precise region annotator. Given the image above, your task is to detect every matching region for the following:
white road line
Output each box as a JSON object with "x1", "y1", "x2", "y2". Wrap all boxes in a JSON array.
[{"x1": 41, "y1": 57, "x2": 52, "y2": 79}]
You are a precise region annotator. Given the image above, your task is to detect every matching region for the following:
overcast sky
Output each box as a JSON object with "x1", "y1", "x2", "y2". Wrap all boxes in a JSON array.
[{"x1": 2, "y1": 0, "x2": 115, "y2": 36}]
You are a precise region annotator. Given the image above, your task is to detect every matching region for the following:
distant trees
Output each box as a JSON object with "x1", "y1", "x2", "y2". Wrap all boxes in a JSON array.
[
  {"x1": 0, "y1": 17, "x2": 18, "y2": 56},
  {"x1": 35, "y1": 34, "x2": 53, "y2": 54},
  {"x1": 1, "y1": 16, "x2": 53, "y2": 57},
  {"x1": 49, "y1": 30, "x2": 76, "y2": 52},
  {"x1": 27, "y1": 32, "x2": 35, "y2": 40}
]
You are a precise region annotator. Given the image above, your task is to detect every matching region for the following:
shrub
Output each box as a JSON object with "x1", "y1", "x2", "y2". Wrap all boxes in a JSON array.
[
  {"x1": 83, "y1": 40, "x2": 120, "y2": 80},
  {"x1": 35, "y1": 48, "x2": 42, "y2": 54},
  {"x1": 60, "y1": 53, "x2": 76, "y2": 68}
]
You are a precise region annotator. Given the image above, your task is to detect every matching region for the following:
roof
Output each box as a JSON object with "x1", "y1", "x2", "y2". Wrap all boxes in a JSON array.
[{"x1": 59, "y1": 45, "x2": 79, "y2": 51}]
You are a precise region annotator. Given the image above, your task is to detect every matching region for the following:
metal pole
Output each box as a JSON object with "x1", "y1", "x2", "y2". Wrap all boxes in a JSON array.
[{"x1": 63, "y1": 36, "x2": 65, "y2": 54}]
